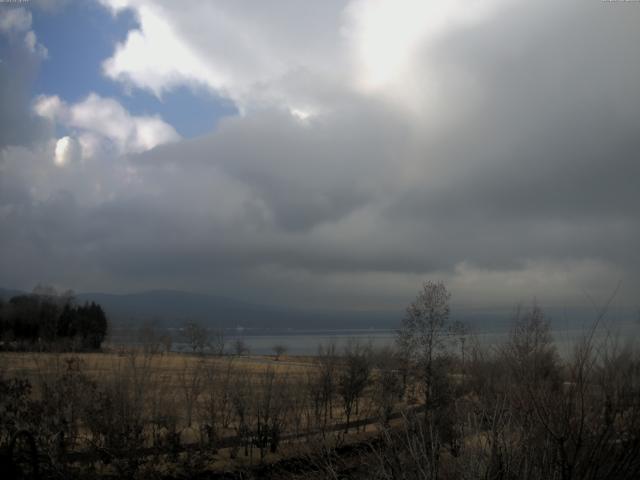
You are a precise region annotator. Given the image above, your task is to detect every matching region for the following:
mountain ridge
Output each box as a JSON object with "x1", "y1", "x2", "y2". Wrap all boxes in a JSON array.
[
  {"x1": 0, "y1": 287, "x2": 399, "y2": 330},
  {"x1": 2, "y1": 287, "x2": 636, "y2": 331}
]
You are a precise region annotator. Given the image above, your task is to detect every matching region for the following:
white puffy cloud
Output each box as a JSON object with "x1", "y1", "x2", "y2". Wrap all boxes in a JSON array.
[
  {"x1": 98, "y1": 0, "x2": 352, "y2": 113},
  {"x1": 31, "y1": 93, "x2": 63, "y2": 120},
  {"x1": 33, "y1": 93, "x2": 180, "y2": 159},
  {"x1": 96, "y1": 0, "x2": 509, "y2": 117}
]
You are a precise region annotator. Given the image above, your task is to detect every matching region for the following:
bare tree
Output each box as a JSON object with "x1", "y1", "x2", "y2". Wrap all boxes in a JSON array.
[
  {"x1": 371, "y1": 347, "x2": 404, "y2": 425},
  {"x1": 251, "y1": 367, "x2": 291, "y2": 460},
  {"x1": 395, "y1": 281, "x2": 456, "y2": 477},
  {"x1": 210, "y1": 328, "x2": 226, "y2": 356},
  {"x1": 397, "y1": 280, "x2": 451, "y2": 406},
  {"x1": 503, "y1": 302, "x2": 559, "y2": 386},
  {"x1": 272, "y1": 344, "x2": 288, "y2": 361},
  {"x1": 137, "y1": 320, "x2": 163, "y2": 355},
  {"x1": 338, "y1": 340, "x2": 371, "y2": 432},
  {"x1": 317, "y1": 342, "x2": 338, "y2": 430},
  {"x1": 450, "y1": 320, "x2": 469, "y2": 376},
  {"x1": 178, "y1": 358, "x2": 204, "y2": 428},
  {"x1": 159, "y1": 332, "x2": 173, "y2": 354},
  {"x1": 198, "y1": 358, "x2": 235, "y2": 447},
  {"x1": 230, "y1": 371, "x2": 252, "y2": 458},
  {"x1": 233, "y1": 338, "x2": 249, "y2": 356},
  {"x1": 182, "y1": 321, "x2": 210, "y2": 354}
]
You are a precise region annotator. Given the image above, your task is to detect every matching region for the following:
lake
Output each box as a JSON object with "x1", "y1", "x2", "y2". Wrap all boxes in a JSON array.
[{"x1": 172, "y1": 320, "x2": 640, "y2": 357}]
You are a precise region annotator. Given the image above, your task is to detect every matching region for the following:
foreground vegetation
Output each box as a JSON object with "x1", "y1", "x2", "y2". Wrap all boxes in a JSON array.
[{"x1": 1, "y1": 282, "x2": 639, "y2": 479}]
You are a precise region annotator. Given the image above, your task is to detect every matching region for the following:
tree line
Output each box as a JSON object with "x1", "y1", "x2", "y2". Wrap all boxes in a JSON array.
[{"x1": 0, "y1": 286, "x2": 108, "y2": 351}]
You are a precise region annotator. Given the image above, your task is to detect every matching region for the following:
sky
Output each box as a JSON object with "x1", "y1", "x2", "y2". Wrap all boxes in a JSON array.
[{"x1": 0, "y1": 0, "x2": 639, "y2": 311}]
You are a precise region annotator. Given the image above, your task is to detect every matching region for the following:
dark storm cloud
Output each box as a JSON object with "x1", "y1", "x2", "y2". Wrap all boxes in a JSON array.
[
  {"x1": 133, "y1": 105, "x2": 408, "y2": 232},
  {"x1": 385, "y1": 0, "x2": 640, "y2": 273}
]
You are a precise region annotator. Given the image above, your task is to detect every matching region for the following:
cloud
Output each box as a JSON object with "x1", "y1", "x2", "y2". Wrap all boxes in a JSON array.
[
  {"x1": 0, "y1": 7, "x2": 49, "y2": 149},
  {"x1": 0, "y1": 8, "x2": 32, "y2": 34},
  {"x1": 54, "y1": 136, "x2": 81, "y2": 167},
  {"x1": 98, "y1": 0, "x2": 352, "y2": 113},
  {"x1": 1, "y1": 0, "x2": 640, "y2": 310},
  {"x1": 343, "y1": 0, "x2": 504, "y2": 101},
  {"x1": 0, "y1": 7, "x2": 47, "y2": 57},
  {"x1": 95, "y1": 0, "x2": 505, "y2": 116},
  {"x1": 33, "y1": 93, "x2": 180, "y2": 159}
]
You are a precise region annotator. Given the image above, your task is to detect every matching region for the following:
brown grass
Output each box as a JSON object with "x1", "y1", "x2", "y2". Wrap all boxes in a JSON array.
[{"x1": 0, "y1": 350, "x2": 316, "y2": 384}]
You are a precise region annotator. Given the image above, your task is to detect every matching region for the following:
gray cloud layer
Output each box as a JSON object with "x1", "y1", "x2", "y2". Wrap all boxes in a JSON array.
[{"x1": 1, "y1": 1, "x2": 639, "y2": 310}]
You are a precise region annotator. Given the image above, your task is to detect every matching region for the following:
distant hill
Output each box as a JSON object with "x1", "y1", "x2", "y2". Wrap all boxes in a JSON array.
[
  {"x1": 0, "y1": 287, "x2": 24, "y2": 300},
  {"x1": 2, "y1": 287, "x2": 398, "y2": 329},
  {"x1": 2, "y1": 287, "x2": 636, "y2": 332},
  {"x1": 76, "y1": 289, "x2": 399, "y2": 330}
]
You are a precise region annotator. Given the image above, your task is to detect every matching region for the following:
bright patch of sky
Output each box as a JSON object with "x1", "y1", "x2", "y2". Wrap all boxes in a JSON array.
[{"x1": 30, "y1": 2, "x2": 237, "y2": 138}]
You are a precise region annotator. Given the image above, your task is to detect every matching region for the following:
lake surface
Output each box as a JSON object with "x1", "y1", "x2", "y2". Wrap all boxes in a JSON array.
[{"x1": 172, "y1": 320, "x2": 640, "y2": 357}]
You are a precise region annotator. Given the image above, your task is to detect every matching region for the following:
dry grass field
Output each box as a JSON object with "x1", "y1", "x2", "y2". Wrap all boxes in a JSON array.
[
  {"x1": 0, "y1": 350, "x2": 317, "y2": 385},
  {"x1": 0, "y1": 347, "x2": 395, "y2": 478},
  {"x1": 3, "y1": 304, "x2": 640, "y2": 479}
]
